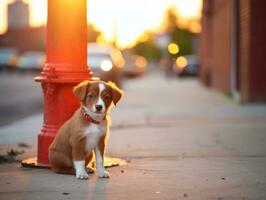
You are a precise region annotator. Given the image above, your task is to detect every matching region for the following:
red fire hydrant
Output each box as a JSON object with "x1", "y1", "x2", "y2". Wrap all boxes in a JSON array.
[
  {"x1": 23, "y1": 0, "x2": 91, "y2": 167},
  {"x1": 22, "y1": 0, "x2": 126, "y2": 169}
]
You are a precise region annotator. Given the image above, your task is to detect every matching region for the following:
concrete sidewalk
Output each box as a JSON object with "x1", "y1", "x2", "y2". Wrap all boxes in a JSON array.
[{"x1": 1, "y1": 71, "x2": 266, "y2": 200}]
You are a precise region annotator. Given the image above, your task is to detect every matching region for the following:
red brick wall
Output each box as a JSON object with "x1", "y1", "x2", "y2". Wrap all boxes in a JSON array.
[
  {"x1": 239, "y1": 0, "x2": 266, "y2": 102},
  {"x1": 200, "y1": 0, "x2": 232, "y2": 93},
  {"x1": 249, "y1": 1, "x2": 266, "y2": 101},
  {"x1": 211, "y1": 0, "x2": 232, "y2": 92},
  {"x1": 200, "y1": 0, "x2": 266, "y2": 102},
  {"x1": 238, "y1": 0, "x2": 250, "y2": 102},
  {"x1": 199, "y1": 0, "x2": 213, "y2": 86}
]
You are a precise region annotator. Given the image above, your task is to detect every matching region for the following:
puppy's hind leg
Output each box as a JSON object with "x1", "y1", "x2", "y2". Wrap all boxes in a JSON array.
[
  {"x1": 53, "y1": 167, "x2": 76, "y2": 175},
  {"x1": 49, "y1": 150, "x2": 75, "y2": 175},
  {"x1": 72, "y1": 143, "x2": 89, "y2": 179}
]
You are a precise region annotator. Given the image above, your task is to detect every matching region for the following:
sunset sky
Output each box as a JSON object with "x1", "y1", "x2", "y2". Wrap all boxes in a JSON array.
[{"x1": 0, "y1": 0, "x2": 202, "y2": 48}]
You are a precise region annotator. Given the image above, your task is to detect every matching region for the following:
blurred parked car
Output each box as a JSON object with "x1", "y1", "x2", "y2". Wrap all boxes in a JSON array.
[
  {"x1": 17, "y1": 51, "x2": 45, "y2": 70},
  {"x1": 0, "y1": 48, "x2": 19, "y2": 69},
  {"x1": 87, "y1": 43, "x2": 125, "y2": 85},
  {"x1": 173, "y1": 54, "x2": 198, "y2": 76},
  {"x1": 123, "y1": 54, "x2": 147, "y2": 77}
]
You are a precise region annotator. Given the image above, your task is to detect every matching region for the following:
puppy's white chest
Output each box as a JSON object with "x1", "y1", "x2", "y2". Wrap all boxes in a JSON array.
[
  {"x1": 86, "y1": 123, "x2": 104, "y2": 133},
  {"x1": 84, "y1": 123, "x2": 106, "y2": 152}
]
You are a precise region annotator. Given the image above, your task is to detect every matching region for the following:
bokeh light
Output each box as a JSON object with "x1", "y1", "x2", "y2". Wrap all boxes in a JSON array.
[
  {"x1": 168, "y1": 43, "x2": 179, "y2": 55},
  {"x1": 135, "y1": 56, "x2": 147, "y2": 68},
  {"x1": 100, "y1": 60, "x2": 113, "y2": 71},
  {"x1": 176, "y1": 56, "x2": 187, "y2": 68}
]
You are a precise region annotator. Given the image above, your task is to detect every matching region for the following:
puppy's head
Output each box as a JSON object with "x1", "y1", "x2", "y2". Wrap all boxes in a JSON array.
[{"x1": 73, "y1": 80, "x2": 123, "y2": 114}]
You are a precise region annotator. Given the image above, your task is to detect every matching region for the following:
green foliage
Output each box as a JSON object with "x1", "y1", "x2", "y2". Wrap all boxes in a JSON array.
[
  {"x1": 165, "y1": 8, "x2": 194, "y2": 56},
  {"x1": 171, "y1": 28, "x2": 194, "y2": 56},
  {"x1": 87, "y1": 23, "x2": 101, "y2": 43},
  {"x1": 131, "y1": 7, "x2": 197, "y2": 61},
  {"x1": 133, "y1": 41, "x2": 162, "y2": 61}
]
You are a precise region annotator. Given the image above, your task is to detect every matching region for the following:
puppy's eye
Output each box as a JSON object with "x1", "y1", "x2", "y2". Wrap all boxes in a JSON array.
[{"x1": 87, "y1": 94, "x2": 94, "y2": 99}]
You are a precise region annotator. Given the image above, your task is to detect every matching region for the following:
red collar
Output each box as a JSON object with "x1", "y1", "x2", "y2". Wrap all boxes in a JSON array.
[{"x1": 81, "y1": 108, "x2": 102, "y2": 124}]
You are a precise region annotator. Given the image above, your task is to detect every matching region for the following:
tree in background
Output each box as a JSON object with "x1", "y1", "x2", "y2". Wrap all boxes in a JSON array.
[
  {"x1": 163, "y1": 7, "x2": 195, "y2": 57},
  {"x1": 131, "y1": 7, "x2": 197, "y2": 61},
  {"x1": 87, "y1": 24, "x2": 101, "y2": 43},
  {"x1": 133, "y1": 31, "x2": 162, "y2": 61}
]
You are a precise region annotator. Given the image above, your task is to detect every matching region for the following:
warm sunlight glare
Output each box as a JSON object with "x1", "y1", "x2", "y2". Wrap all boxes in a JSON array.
[
  {"x1": 176, "y1": 0, "x2": 202, "y2": 19},
  {"x1": 0, "y1": 0, "x2": 202, "y2": 48},
  {"x1": 0, "y1": 0, "x2": 8, "y2": 34},
  {"x1": 27, "y1": 0, "x2": 47, "y2": 27},
  {"x1": 189, "y1": 21, "x2": 202, "y2": 33}
]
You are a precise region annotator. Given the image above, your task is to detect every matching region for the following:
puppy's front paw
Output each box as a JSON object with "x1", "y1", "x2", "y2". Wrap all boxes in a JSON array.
[
  {"x1": 98, "y1": 170, "x2": 110, "y2": 178},
  {"x1": 76, "y1": 170, "x2": 89, "y2": 180}
]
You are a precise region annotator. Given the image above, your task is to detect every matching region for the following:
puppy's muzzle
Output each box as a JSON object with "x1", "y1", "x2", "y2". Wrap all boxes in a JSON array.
[{"x1": 95, "y1": 105, "x2": 103, "y2": 112}]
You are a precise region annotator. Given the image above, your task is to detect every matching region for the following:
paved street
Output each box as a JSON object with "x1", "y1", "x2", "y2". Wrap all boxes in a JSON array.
[
  {"x1": 0, "y1": 71, "x2": 42, "y2": 126},
  {"x1": 0, "y1": 70, "x2": 266, "y2": 200}
]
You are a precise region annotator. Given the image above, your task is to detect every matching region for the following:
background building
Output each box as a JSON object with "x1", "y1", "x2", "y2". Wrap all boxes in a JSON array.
[
  {"x1": 8, "y1": 0, "x2": 29, "y2": 30},
  {"x1": 0, "y1": 0, "x2": 44, "y2": 52},
  {"x1": 0, "y1": 0, "x2": 100, "y2": 53},
  {"x1": 199, "y1": 0, "x2": 266, "y2": 102}
]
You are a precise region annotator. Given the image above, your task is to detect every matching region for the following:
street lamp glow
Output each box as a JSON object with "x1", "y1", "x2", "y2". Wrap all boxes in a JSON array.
[
  {"x1": 135, "y1": 56, "x2": 147, "y2": 68},
  {"x1": 176, "y1": 56, "x2": 187, "y2": 68},
  {"x1": 168, "y1": 43, "x2": 179, "y2": 55},
  {"x1": 101, "y1": 60, "x2": 113, "y2": 71}
]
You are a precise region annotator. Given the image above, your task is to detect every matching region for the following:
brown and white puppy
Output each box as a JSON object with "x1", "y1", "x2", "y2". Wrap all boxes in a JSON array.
[{"x1": 49, "y1": 80, "x2": 122, "y2": 179}]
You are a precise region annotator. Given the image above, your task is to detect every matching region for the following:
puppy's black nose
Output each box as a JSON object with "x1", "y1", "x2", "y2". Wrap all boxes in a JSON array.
[{"x1": 95, "y1": 105, "x2": 103, "y2": 111}]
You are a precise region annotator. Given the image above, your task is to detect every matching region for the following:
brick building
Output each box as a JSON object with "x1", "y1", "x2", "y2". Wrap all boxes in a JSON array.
[
  {"x1": 0, "y1": 27, "x2": 46, "y2": 53},
  {"x1": 0, "y1": 0, "x2": 45, "y2": 52},
  {"x1": 200, "y1": 0, "x2": 266, "y2": 102}
]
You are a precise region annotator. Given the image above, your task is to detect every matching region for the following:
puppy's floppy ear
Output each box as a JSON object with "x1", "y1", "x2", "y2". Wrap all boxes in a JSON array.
[
  {"x1": 108, "y1": 81, "x2": 123, "y2": 106},
  {"x1": 73, "y1": 80, "x2": 90, "y2": 101}
]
